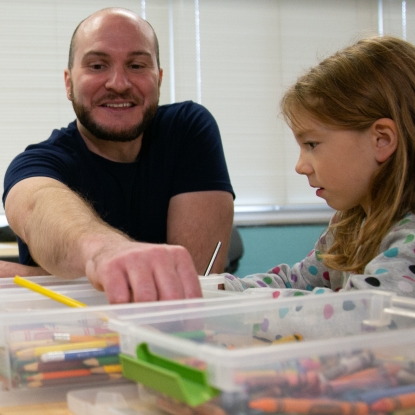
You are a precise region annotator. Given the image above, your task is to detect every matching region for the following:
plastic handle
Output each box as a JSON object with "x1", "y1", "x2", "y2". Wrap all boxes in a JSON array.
[{"x1": 119, "y1": 343, "x2": 220, "y2": 407}]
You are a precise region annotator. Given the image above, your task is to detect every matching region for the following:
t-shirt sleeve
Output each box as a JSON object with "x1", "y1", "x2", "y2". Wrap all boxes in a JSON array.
[
  {"x1": 3, "y1": 143, "x2": 74, "y2": 207},
  {"x1": 170, "y1": 102, "x2": 235, "y2": 198}
]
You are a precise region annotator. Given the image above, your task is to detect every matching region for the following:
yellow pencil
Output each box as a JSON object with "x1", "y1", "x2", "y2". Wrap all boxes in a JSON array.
[
  {"x1": 90, "y1": 364, "x2": 122, "y2": 374},
  {"x1": 14, "y1": 275, "x2": 87, "y2": 308}
]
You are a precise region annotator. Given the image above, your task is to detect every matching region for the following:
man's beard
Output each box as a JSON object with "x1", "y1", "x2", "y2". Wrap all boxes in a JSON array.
[{"x1": 71, "y1": 88, "x2": 158, "y2": 143}]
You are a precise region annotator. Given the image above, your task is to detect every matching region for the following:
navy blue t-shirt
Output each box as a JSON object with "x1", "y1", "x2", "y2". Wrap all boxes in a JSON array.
[{"x1": 3, "y1": 101, "x2": 234, "y2": 265}]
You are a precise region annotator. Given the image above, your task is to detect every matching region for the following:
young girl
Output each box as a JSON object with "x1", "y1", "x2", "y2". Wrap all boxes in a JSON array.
[{"x1": 224, "y1": 35, "x2": 415, "y2": 298}]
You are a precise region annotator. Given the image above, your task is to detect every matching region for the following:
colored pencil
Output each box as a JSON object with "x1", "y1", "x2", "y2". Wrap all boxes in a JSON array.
[
  {"x1": 13, "y1": 275, "x2": 87, "y2": 308},
  {"x1": 39, "y1": 344, "x2": 120, "y2": 362},
  {"x1": 23, "y1": 359, "x2": 87, "y2": 372},
  {"x1": 16, "y1": 339, "x2": 118, "y2": 358},
  {"x1": 90, "y1": 364, "x2": 122, "y2": 374},
  {"x1": 26, "y1": 368, "x2": 92, "y2": 381},
  {"x1": 83, "y1": 355, "x2": 120, "y2": 367},
  {"x1": 27, "y1": 373, "x2": 122, "y2": 388}
]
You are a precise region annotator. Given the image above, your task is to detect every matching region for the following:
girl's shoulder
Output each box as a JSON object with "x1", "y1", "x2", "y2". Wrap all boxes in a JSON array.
[{"x1": 391, "y1": 213, "x2": 415, "y2": 230}]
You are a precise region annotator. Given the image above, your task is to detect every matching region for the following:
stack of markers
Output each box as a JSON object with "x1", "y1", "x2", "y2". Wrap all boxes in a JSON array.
[{"x1": 6, "y1": 323, "x2": 123, "y2": 389}]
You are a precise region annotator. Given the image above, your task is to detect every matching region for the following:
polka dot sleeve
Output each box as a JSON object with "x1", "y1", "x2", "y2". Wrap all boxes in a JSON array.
[
  {"x1": 223, "y1": 224, "x2": 344, "y2": 293},
  {"x1": 346, "y1": 213, "x2": 415, "y2": 297}
]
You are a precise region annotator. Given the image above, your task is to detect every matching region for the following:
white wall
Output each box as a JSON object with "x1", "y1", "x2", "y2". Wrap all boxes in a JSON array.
[{"x1": 0, "y1": 0, "x2": 413, "y2": 219}]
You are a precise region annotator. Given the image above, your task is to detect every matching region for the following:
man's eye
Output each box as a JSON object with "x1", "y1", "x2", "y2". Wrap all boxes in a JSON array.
[{"x1": 91, "y1": 64, "x2": 105, "y2": 70}]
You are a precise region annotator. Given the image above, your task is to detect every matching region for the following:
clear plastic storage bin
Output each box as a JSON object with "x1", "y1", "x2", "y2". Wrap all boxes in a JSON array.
[
  {"x1": 109, "y1": 290, "x2": 415, "y2": 415},
  {"x1": 0, "y1": 277, "x2": 268, "y2": 407}
]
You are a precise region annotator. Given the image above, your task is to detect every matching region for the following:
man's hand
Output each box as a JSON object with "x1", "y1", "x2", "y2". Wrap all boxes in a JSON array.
[{"x1": 84, "y1": 240, "x2": 202, "y2": 303}]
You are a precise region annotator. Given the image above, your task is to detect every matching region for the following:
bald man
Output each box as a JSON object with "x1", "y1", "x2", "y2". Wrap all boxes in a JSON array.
[{"x1": 3, "y1": 8, "x2": 234, "y2": 303}]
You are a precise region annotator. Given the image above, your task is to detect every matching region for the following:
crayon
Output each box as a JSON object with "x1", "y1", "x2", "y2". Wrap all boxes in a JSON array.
[
  {"x1": 354, "y1": 383, "x2": 415, "y2": 404},
  {"x1": 331, "y1": 363, "x2": 401, "y2": 382},
  {"x1": 272, "y1": 333, "x2": 303, "y2": 344},
  {"x1": 16, "y1": 339, "x2": 118, "y2": 358},
  {"x1": 235, "y1": 370, "x2": 320, "y2": 390},
  {"x1": 324, "y1": 372, "x2": 397, "y2": 395},
  {"x1": 39, "y1": 344, "x2": 120, "y2": 362},
  {"x1": 156, "y1": 395, "x2": 226, "y2": 415},
  {"x1": 83, "y1": 355, "x2": 120, "y2": 367},
  {"x1": 27, "y1": 373, "x2": 122, "y2": 388},
  {"x1": 323, "y1": 364, "x2": 400, "y2": 395},
  {"x1": 398, "y1": 369, "x2": 415, "y2": 385},
  {"x1": 371, "y1": 391, "x2": 415, "y2": 412},
  {"x1": 321, "y1": 351, "x2": 373, "y2": 380},
  {"x1": 23, "y1": 359, "x2": 87, "y2": 372},
  {"x1": 90, "y1": 364, "x2": 122, "y2": 374},
  {"x1": 249, "y1": 397, "x2": 369, "y2": 414}
]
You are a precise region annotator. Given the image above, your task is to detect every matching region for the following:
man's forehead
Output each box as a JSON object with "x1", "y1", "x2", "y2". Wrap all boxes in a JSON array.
[
  {"x1": 78, "y1": 11, "x2": 146, "y2": 40},
  {"x1": 73, "y1": 12, "x2": 154, "y2": 59}
]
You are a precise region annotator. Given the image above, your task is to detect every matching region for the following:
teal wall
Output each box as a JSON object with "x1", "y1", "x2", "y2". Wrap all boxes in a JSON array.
[{"x1": 234, "y1": 224, "x2": 327, "y2": 277}]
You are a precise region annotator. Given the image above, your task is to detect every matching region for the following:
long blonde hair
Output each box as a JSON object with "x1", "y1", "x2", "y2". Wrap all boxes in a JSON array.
[{"x1": 281, "y1": 36, "x2": 415, "y2": 273}]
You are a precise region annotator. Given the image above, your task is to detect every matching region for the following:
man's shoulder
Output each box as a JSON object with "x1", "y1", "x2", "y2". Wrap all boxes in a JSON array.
[
  {"x1": 156, "y1": 101, "x2": 211, "y2": 118},
  {"x1": 24, "y1": 121, "x2": 80, "y2": 153}
]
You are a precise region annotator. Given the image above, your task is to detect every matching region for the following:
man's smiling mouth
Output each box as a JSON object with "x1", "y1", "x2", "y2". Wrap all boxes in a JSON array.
[{"x1": 104, "y1": 103, "x2": 134, "y2": 108}]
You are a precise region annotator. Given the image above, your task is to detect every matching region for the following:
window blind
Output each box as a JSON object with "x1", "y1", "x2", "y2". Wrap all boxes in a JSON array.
[{"x1": 0, "y1": 0, "x2": 412, "y2": 224}]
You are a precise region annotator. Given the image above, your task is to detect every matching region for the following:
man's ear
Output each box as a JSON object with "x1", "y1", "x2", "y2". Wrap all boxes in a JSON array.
[
  {"x1": 371, "y1": 118, "x2": 398, "y2": 163},
  {"x1": 64, "y1": 69, "x2": 72, "y2": 101}
]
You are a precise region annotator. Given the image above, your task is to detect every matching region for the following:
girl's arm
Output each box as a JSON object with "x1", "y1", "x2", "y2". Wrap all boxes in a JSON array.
[
  {"x1": 346, "y1": 213, "x2": 415, "y2": 296},
  {"x1": 223, "y1": 229, "x2": 343, "y2": 293}
]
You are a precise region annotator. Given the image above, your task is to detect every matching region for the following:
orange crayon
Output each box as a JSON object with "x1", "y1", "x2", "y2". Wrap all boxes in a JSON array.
[
  {"x1": 249, "y1": 397, "x2": 369, "y2": 414},
  {"x1": 371, "y1": 391, "x2": 415, "y2": 412},
  {"x1": 236, "y1": 370, "x2": 320, "y2": 390}
]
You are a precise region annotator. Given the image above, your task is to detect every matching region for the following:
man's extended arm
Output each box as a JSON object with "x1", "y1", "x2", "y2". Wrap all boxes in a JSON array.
[{"x1": 5, "y1": 176, "x2": 202, "y2": 303}]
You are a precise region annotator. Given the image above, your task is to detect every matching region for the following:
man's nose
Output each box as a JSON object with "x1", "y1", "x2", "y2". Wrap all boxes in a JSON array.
[{"x1": 105, "y1": 66, "x2": 132, "y2": 92}]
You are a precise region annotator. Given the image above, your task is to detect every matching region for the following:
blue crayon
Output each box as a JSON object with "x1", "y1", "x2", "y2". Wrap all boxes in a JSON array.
[
  {"x1": 40, "y1": 344, "x2": 120, "y2": 362},
  {"x1": 347, "y1": 383, "x2": 415, "y2": 404}
]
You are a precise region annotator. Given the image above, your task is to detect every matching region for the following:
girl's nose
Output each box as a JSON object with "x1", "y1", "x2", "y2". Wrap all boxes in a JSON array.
[{"x1": 295, "y1": 153, "x2": 312, "y2": 176}]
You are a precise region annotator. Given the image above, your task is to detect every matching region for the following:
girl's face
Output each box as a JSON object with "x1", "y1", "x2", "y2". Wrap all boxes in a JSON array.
[{"x1": 293, "y1": 116, "x2": 380, "y2": 213}]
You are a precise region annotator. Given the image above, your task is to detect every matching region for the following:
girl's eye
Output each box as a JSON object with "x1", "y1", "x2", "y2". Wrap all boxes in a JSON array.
[{"x1": 305, "y1": 142, "x2": 317, "y2": 149}]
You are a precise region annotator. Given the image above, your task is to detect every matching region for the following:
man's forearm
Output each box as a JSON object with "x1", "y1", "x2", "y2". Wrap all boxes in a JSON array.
[{"x1": 5, "y1": 177, "x2": 128, "y2": 278}]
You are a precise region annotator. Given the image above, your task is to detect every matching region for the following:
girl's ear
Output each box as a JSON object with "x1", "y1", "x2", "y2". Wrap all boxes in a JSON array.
[{"x1": 371, "y1": 118, "x2": 398, "y2": 163}]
